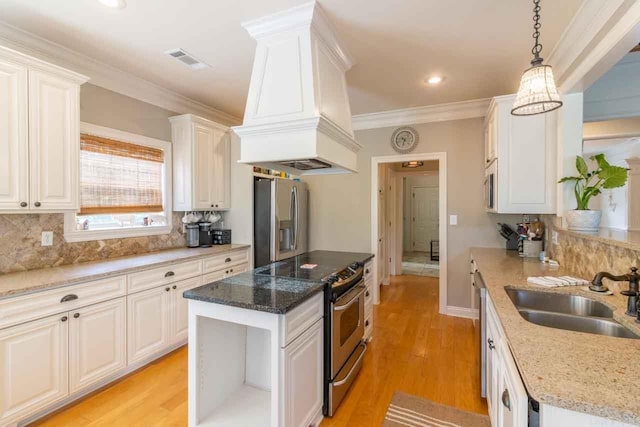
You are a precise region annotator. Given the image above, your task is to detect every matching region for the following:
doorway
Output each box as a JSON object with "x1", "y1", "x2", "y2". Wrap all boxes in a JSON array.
[
  {"x1": 371, "y1": 153, "x2": 447, "y2": 314},
  {"x1": 402, "y1": 171, "x2": 440, "y2": 278}
]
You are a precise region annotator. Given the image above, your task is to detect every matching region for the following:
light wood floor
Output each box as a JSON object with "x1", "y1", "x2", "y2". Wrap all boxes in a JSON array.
[{"x1": 32, "y1": 274, "x2": 486, "y2": 426}]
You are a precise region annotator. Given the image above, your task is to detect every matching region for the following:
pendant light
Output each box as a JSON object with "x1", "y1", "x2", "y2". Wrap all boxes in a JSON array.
[{"x1": 511, "y1": 0, "x2": 562, "y2": 116}]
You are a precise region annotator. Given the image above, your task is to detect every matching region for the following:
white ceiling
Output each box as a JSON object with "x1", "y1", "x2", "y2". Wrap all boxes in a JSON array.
[{"x1": 0, "y1": 0, "x2": 583, "y2": 118}]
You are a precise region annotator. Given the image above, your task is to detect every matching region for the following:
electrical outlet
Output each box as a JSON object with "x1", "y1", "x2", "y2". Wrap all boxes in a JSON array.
[
  {"x1": 552, "y1": 230, "x2": 558, "y2": 245},
  {"x1": 41, "y1": 231, "x2": 53, "y2": 247},
  {"x1": 522, "y1": 214, "x2": 530, "y2": 223}
]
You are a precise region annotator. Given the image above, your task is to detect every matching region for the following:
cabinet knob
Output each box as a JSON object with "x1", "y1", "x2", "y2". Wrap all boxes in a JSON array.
[
  {"x1": 365, "y1": 290, "x2": 370, "y2": 297},
  {"x1": 230, "y1": 269, "x2": 233, "y2": 273},
  {"x1": 165, "y1": 287, "x2": 171, "y2": 292},
  {"x1": 215, "y1": 204, "x2": 219, "y2": 208},
  {"x1": 225, "y1": 270, "x2": 229, "y2": 274},
  {"x1": 172, "y1": 285, "x2": 177, "y2": 290},
  {"x1": 365, "y1": 269, "x2": 370, "y2": 274},
  {"x1": 73, "y1": 313, "x2": 80, "y2": 319},
  {"x1": 20, "y1": 202, "x2": 27, "y2": 207},
  {"x1": 488, "y1": 338, "x2": 495, "y2": 350},
  {"x1": 501, "y1": 389, "x2": 511, "y2": 410},
  {"x1": 34, "y1": 201, "x2": 41, "y2": 207},
  {"x1": 365, "y1": 320, "x2": 370, "y2": 327},
  {"x1": 211, "y1": 204, "x2": 214, "y2": 207},
  {"x1": 164, "y1": 271, "x2": 175, "y2": 278},
  {"x1": 61, "y1": 316, "x2": 68, "y2": 322}
]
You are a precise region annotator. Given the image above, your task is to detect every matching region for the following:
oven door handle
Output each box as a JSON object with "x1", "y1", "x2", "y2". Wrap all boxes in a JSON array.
[
  {"x1": 333, "y1": 343, "x2": 367, "y2": 386},
  {"x1": 334, "y1": 285, "x2": 365, "y2": 312}
]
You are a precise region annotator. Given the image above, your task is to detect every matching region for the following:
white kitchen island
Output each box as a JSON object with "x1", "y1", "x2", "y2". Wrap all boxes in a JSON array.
[{"x1": 185, "y1": 273, "x2": 325, "y2": 427}]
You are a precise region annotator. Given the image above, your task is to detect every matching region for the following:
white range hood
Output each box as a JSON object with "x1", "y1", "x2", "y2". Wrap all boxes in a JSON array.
[{"x1": 232, "y1": 1, "x2": 361, "y2": 175}]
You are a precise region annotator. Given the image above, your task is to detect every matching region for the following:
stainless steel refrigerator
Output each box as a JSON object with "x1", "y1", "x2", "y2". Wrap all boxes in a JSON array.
[{"x1": 254, "y1": 178, "x2": 308, "y2": 267}]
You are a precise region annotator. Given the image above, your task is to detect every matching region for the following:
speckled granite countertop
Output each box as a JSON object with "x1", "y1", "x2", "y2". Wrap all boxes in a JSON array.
[
  {"x1": 184, "y1": 250, "x2": 374, "y2": 314},
  {"x1": 471, "y1": 248, "x2": 640, "y2": 425},
  {"x1": 0, "y1": 244, "x2": 250, "y2": 300}
]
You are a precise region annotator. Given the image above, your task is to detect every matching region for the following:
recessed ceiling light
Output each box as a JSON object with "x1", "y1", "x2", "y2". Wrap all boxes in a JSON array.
[
  {"x1": 426, "y1": 76, "x2": 443, "y2": 85},
  {"x1": 98, "y1": 0, "x2": 126, "y2": 9}
]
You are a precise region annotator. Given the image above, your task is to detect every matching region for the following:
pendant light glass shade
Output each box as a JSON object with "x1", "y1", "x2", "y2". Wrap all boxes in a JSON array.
[
  {"x1": 511, "y1": 0, "x2": 562, "y2": 116},
  {"x1": 511, "y1": 64, "x2": 562, "y2": 115}
]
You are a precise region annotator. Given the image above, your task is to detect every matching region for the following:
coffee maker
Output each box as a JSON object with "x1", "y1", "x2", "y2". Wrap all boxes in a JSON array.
[{"x1": 199, "y1": 222, "x2": 213, "y2": 247}]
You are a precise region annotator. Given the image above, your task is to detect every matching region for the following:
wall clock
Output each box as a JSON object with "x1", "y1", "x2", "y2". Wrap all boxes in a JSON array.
[{"x1": 391, "y1": 127, "x2": 419, "y2": 153}]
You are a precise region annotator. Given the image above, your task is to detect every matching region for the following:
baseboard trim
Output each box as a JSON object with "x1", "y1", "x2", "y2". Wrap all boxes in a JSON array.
[{"x1": 446, "y1": 306, "x2": 479, "y2": 319}]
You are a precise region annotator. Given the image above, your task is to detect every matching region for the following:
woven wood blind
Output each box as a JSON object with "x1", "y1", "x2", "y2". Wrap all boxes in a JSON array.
[{"x1": 79, "y1": 134, "x2": 165, "y2": 215}]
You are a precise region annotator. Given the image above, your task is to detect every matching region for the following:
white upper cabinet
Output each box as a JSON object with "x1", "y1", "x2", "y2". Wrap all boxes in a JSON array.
[
  {"x1": 170, "y1": 114, "x2": 230, "y2": 211},
  {"x1": 485, "y1": 94, "x2": 557, "y2": 214},
  {"x1": 0, "y1": 57, "x2": 28, "y2": 210},
  {"x1": 28, "y1": 70, "x2": 80, "y2": 211},
  {"x1": 0, "y1": 46, "x2": 88, "y2": 213}
]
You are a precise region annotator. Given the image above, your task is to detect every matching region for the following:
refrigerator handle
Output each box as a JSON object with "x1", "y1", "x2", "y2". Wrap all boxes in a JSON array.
[
  {"x1": 294, "y1": 186, "x2": 299, "y2": 251},
  {"x1": 290, "y1": 187, "x2": 296, "y2": 250}
]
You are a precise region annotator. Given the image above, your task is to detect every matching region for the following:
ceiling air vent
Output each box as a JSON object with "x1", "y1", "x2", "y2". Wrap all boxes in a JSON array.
[{"x1": 164, "y1": 48, "x2": 210, "y2": 70}]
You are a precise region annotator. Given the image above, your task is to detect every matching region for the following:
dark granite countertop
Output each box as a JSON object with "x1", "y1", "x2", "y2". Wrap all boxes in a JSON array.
[{"x1": 184, "y1": 250, "x2": 374, "y2": 314}]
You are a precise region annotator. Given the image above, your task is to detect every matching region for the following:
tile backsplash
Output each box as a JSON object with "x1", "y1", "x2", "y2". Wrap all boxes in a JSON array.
[{"x1": 0, "y1": 213, "x2": 186, "y2": 274}]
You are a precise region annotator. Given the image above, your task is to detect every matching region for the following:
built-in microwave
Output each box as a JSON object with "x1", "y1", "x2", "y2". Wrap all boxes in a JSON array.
[{"x1": 485, "y1": 161, "x2": 497, "y2": 212}]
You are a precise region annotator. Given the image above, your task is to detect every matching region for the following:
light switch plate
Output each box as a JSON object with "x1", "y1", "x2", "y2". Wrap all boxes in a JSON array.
[
  {"x1": 552, "y1": 230, "x2": 558, "y2": 245},
  {"x1": 449, "y1": 215, "x2": 458, "y2": 226},
  {"x1": 41, "y1": 231, "x2": 53, "y2": 247}
]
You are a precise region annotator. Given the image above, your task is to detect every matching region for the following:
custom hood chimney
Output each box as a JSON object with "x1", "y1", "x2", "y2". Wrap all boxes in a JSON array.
[{"x1": 232, "y1": 1, "x2": 361, "y2": 175}]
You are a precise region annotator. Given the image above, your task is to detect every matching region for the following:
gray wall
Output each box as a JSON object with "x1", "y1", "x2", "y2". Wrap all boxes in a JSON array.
[
  {"x1": 303, "y1": 118, "x2": 522, "y2": 308},
  {"x1": 80, "y1": 83, "x2": 177, "y2": 141}
]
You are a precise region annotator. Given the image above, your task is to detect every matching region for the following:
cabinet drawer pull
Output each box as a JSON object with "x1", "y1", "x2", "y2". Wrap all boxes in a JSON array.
[
  {"x1": 34, "y1": 201, "x2": 41, "y2": 207},
  {"x1": 225, "y1": 257, "x2": 232, "y2": 263},
  {"x1": 501, "y1": 389, "x2": 511, "y2": 410},
  {"x1": 164, "y1": 271, "x2": 175, "y2": 278},
  {"x1": 20, "y1": 202, "x2": 27, "y2": 207},
  {"x1": 61, "y1": 316, "x2": 68, "y2": 322},
  {"x1": 488, "y1": 338, "x2": 495, "y2": 350},
  {"x1": 60, "y1": 294, "x2": 78, "y2": 303},
  {"x1": 73, "y1": 313, "x2": 80, "y2": 319}
]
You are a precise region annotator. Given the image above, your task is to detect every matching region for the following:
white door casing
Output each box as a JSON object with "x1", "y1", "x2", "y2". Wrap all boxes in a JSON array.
[{"x1": 371, "y1": 153, "x2": 447, "y2": 313}]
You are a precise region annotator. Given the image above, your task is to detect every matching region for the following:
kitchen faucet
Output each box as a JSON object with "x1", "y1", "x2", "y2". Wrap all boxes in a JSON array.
[{"x1": 590, "y1": 267, "x2": 640, "y2": 317}]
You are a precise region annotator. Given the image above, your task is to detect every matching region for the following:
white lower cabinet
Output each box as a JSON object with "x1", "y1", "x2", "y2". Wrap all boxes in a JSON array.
[
  {"x1": 171, "y1": 276, "x2": 204, "y2": 345},
  {"x1": 0, "y1": 313, "x2": 69, "y2": 426},
  {"x1": 69, "y1": 298, "x2": 126, "y2": 393},
  {"x1": 498, "y1": 340, "x2": 528, "y2": 427},
  {"x1": 127, "y1": 286, "x2": 172, "y2": 365},
  {"x1": 486, "y1": 295, "x2": 527, "y2": 427},
  {"x1": 281, "y1": 319, "x2": 324, "y2": 427}
]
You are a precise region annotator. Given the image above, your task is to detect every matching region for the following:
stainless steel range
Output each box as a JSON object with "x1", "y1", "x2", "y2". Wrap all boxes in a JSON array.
[{"x1": 324, "y1": 262, "x2": 367, "y2": 416}]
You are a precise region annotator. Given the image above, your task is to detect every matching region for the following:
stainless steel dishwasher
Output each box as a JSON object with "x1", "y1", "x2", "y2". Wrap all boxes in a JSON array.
[{"x1": 474, "y1": 270, "x2": 487, "y2": 398}]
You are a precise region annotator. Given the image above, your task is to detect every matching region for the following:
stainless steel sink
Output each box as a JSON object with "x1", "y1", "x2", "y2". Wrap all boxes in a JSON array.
[
  {"x1": 506, "y1": 288, "x2": 613, "y2": 318},
  {"x1": 505, "y1": 288, "x2": 639, "y2": 339},
  {"x1": 519, "y1": 309, "x2": 640, "y2": 339}
]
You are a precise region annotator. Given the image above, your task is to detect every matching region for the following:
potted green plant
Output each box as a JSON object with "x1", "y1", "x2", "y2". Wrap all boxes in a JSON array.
[{"x1": 559, "y1": 154, "x2": 628, "y2": 231}]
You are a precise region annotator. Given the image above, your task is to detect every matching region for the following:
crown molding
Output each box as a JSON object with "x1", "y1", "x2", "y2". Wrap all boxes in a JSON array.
[
  {"x1": 0, "y1": 21, "x2": 241, "y2": 126},
  {"x1": 549, "y1": 0, "x2": 640, "y2": 94},
  {"x1": 351, "y1": 98, "x2": 491, "y2": 131}
]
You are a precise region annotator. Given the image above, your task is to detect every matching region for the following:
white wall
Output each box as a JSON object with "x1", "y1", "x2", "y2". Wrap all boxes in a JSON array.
[
  {"x1": 402, "y1": 174, "x2": 438, "y2": 252},
  {"x1": 303, "y1": 118, "x2": 522, "y2": 308},
  {"x1": 226, "y1": 132, "x2": 255, "y2": 264}
]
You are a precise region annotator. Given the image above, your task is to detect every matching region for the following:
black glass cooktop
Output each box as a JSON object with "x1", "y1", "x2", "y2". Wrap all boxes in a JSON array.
[{"x1": 254, "y1": 250, "x2": 374, "y2": 282}]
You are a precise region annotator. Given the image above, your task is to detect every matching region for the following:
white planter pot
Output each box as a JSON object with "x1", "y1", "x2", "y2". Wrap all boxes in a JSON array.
[{"x1": 566, "y1": 210, "x2": 602, "y2": 232}]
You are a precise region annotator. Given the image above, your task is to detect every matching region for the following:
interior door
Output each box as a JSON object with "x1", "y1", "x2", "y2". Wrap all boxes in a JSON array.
[
  {"x1": 28, "y1": 69, "x2": 79, "y2": 210},
  {"x1": 0, "y1": 57, "x2": 28, "y2": 211},
  {"x1": 411, "y1": 186, "x2": 438, "y2": 252}
]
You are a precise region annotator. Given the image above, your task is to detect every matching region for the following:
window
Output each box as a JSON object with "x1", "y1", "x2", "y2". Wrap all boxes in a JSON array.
[{"x1": 65, "y1": 123, "x2": 172, "y2": 242}]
